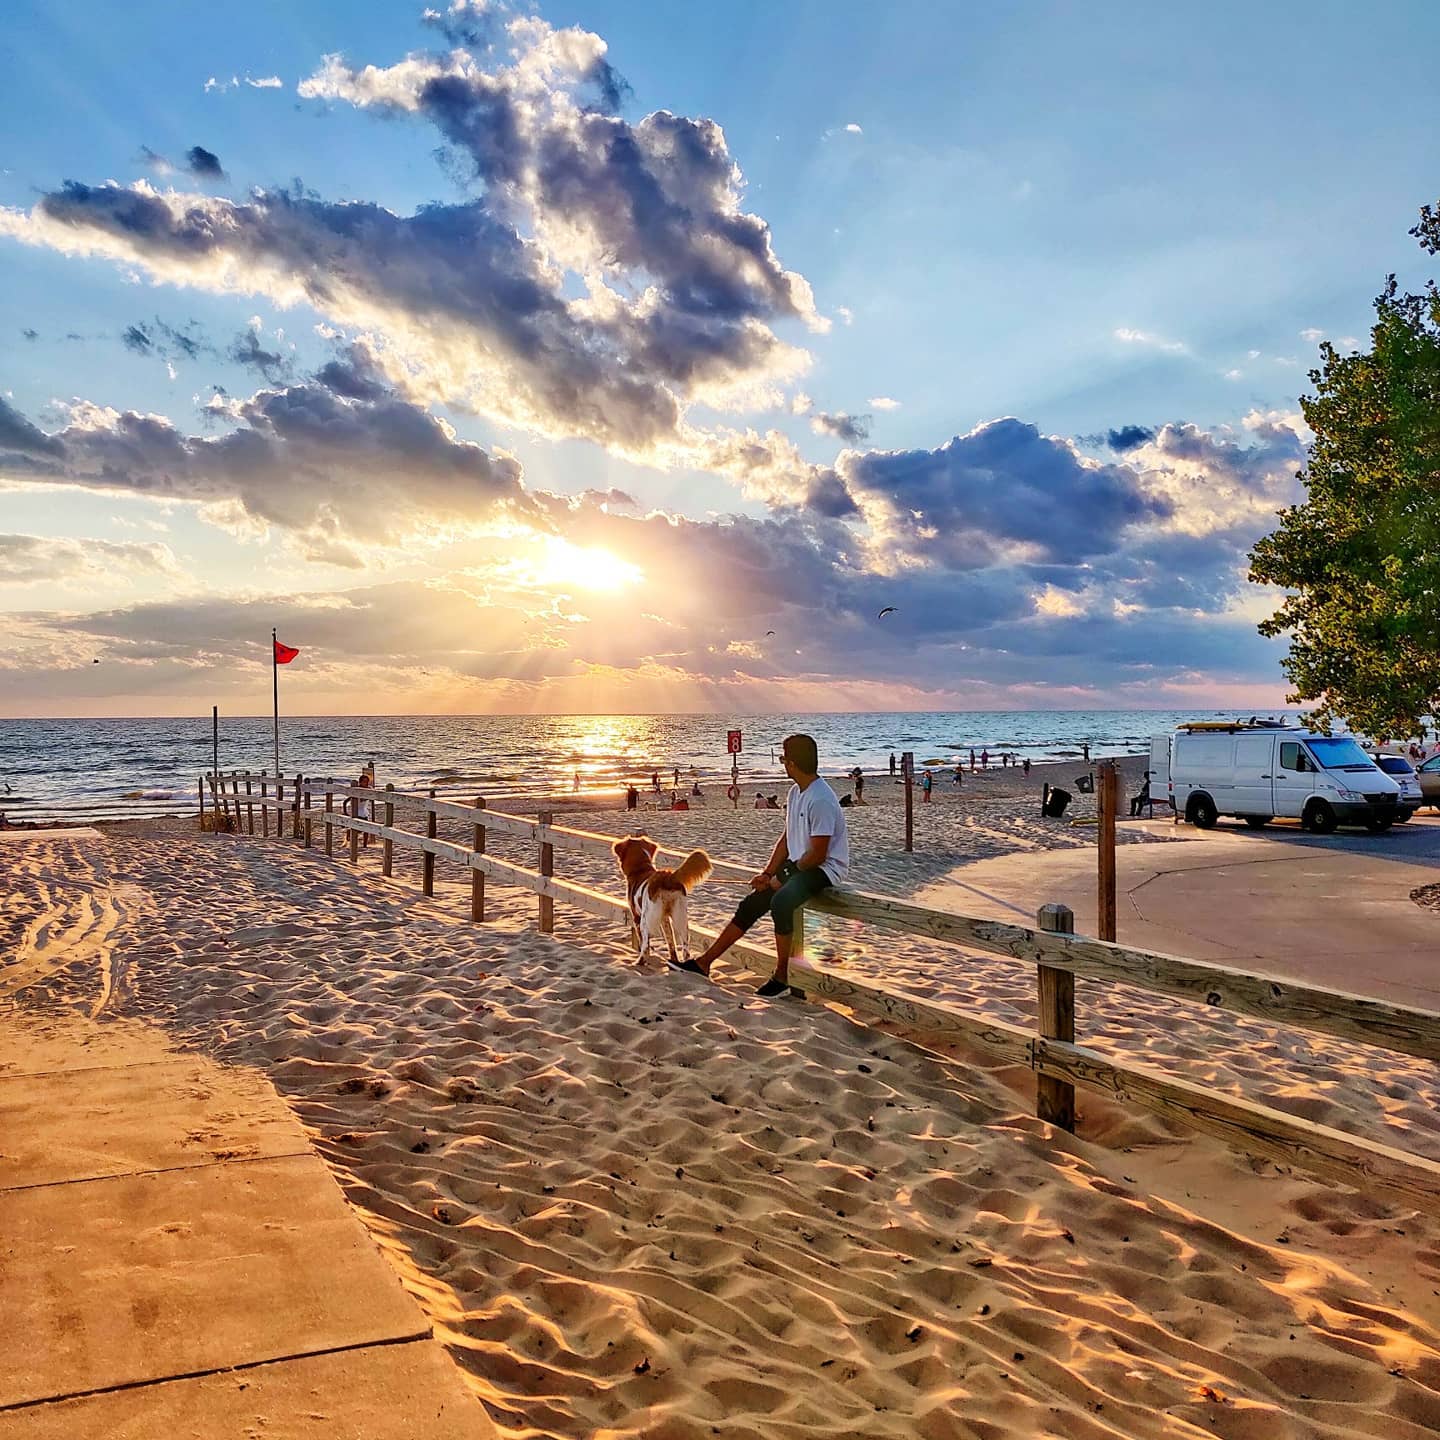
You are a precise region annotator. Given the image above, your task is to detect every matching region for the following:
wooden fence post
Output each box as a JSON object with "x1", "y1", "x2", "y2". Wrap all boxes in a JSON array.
[
  {"x1": 229, "y1": 773, "x2": 241, "y2": 830},
  {"x1": 350, "y1": 784, "x2": 360, "y2": 864},
  {"x1": 422, "y1": 788, "x2": 437, "y2": 896},
  {"x1": 276, "y1": 775, "x2": 285, "y2": 843},
  {"x1": 538, "y1": 810, "x2": 554, "y2": 933},
  {"x1": 260, "y1": 774, "x2": 270, "y2": 837},
  {"x1": 197, "y1": 776, "x2": 206, "y2": 830},
  {"x1": 1036, "y1": 902, "x2": 1076, "y2": 1133},
  {"x1": 471, "y1": 796, "x2": 486, "y2": 922},
  {"x1": 1097, "y1": 761, "x2": 1118, "y2": 943},
  {"x1": 303, "y1": 778, "x2": 313, "y2": 848},
  {"x1": 292, "y1": 772, "x2": 301, "y2": 840},
  {"x1": 208, "y1": 773, "x2": 222, "y2": 832},
  {"x1": 324, "y1": 787, "x2": 333, "y2": 856},
  {"x1": 383, "y1": 784, "x2": 395, "y2": 878},
  {"x1": 244, "y1": 772, "x2": 254, "y2": 834}
]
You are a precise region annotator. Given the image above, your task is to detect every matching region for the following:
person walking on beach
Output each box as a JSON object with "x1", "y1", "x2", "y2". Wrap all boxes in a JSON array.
[
  {"x1": 889, "y1": 752, "x2": 897, "y2": 777},
  {"x1": 1022, "y1": 757, "x2": 1031, "y2": 777},
  {"x1": 969, "y1": 748, "x2": 976, "y2": 772},
  {"x1": 921, "y1": 769, "x2": 933, "y2": 802},
  {"x1": 651, "y1": 769, "x2": 661, "y2": 794},
  {"x1": 1082, "y1": 742, "x2": 1090, "y2": 763},
  {"x1": 851, "y1": 766, "x2": 866, "y2": 804},
  {"x1": 677, "y1": 733, "x2": 849, "y2": 997},
  {"x1": 573, "y1": 770, "x2": 581, "y2": 792},
  {"x1": 626, "y1": 785, "x2": 638, "y2": 812},
  {"x1": 953, "y1": 763, "x2": 964, "y2": 787},
  {"x1": 980, "y1": 748, "x2": 989, "y2": 770}
]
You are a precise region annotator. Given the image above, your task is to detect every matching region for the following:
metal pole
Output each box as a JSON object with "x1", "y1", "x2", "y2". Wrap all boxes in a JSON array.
[{"x1": 271, "y1": 627, "x2": 280, "y2": 782}]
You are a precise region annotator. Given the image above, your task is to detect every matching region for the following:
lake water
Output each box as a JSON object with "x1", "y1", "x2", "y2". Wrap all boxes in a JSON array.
[{"x1": 0, "y1": 708, "x2": 1299, "y2": 825}]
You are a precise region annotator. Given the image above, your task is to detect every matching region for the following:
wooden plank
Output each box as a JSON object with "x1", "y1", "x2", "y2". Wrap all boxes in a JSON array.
[
  {"x1": 538, "y1": 810, "x2": 554, "y2": 933},
  {"x1": 1036, "y1": 903, "x2": 1076, "y2": 1132},
  {"x1": 324, "y1": 788, "x2": 332, "y2": 857},
  {"x1": 244, "y1": 773, "x2": 254, "y2": 835},
  {"x1": 1034, "y1": 1036, "x2": 1440, "y2": 1214},
  {"x1": 810, "y1": 890, "x2": 1440, "y2": 1064},
  {"x1": 382, "y1": 785, "x2": 395, "y2": 879},
  {"x1": 1097, "y1": 762, "x2": 1117, "y2": 942},
  {"x1": 422, "y1": 789, "x2": 437, "y2": 897},
  {"x1": 472, "y1": 797, "x2": 485, "y2": 922}
]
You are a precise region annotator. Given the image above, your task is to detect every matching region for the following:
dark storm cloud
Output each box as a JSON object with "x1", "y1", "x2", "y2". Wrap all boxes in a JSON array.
[
  {"x1": 0, "y1": 533, "x2": 177, "y2": 584},
  {"x1": 833, "y1": 418, "x2": 1170, "y2": 566},
  {"x1": 1105, "y1": 424, "x2": 1154, "y2": 452},
  {"x1": 121, "y1": 323, "x2": 154, "y2": 354},
  {"x1": 184, "y1": 145, "x2": 227, "y2": 181},
  {"x1": 0, "y1": 381, "x2": 537, "y2": 559}
]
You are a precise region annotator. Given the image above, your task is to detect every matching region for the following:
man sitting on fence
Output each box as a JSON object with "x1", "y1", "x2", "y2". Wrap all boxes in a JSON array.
[{"x1": 673, "y1": 733, "x2": 849, "y2": 998}]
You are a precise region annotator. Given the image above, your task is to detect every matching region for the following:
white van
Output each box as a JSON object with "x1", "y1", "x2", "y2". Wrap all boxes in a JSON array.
[{"x1": 1153, "y1": 725, "x2": 1401, "y2": 834}]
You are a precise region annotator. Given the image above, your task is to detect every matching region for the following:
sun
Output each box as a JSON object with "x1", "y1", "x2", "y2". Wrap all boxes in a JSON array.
[{"x1": 532, "y1": 538, "x2": 643, "y2": 593}]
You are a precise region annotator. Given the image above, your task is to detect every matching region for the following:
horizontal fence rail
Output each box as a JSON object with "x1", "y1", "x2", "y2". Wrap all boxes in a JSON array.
[{"x1": 204, "y1": 770, "x2": 1440, "y2": 1214}]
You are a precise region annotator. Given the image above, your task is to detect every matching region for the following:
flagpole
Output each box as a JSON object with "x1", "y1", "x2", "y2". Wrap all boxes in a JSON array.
[{"x1": 272, "y1": 626, "x2": 281, "y2": 780}]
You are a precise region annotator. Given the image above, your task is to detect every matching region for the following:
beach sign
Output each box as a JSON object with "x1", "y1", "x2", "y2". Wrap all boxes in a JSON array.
[
  {"x1": 901, "y1": 750, "x2": 914, "y2": 777},
  {"x1": 727, "y1": 729, "x2": 743, "y2": 754}
]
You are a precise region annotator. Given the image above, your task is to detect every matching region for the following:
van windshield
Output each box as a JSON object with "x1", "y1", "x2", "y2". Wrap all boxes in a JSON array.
[{"x1": 1305, "y1": 737, "x2": 1376, "y2": 772}]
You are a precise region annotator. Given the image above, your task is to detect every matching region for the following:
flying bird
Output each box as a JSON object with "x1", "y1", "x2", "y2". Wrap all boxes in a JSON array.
[
  {"x1": 877, "y1": 606, "x2": 897, "y2": 619},
  {"x1": 764, "y1": 630, "x2": 776, "y2": 637}
]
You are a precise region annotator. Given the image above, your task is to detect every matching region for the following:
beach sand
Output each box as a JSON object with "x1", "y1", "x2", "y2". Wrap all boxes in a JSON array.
[{"x1": 5, "y1": 765, "x2": 1440, "y2": 1438}]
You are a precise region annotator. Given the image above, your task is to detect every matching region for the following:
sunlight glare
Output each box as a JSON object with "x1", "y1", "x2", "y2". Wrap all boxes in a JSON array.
[{"x1": 533, "y1": 539, "x2": 643, "y2": 593}]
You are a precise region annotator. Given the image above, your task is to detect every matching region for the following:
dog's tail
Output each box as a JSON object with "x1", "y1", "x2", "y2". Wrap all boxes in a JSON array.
[{"x1": 670, "y1": 849, "x2": 713, "y2": 892}]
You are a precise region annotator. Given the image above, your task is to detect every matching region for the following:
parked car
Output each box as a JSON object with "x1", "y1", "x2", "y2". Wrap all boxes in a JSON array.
[
  {"x1": 1417, "y1": 752, "x2": 1440, "y2": 810},
  {"x1": 1370, "y1": 753, "x2": 1422, "y2": 821}
]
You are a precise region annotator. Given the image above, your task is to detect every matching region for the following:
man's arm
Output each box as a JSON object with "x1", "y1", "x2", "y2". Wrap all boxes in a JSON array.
[
  {"x1": 751, "y1": 832, "x2": 790, "y2": 889},
  {"x1": 793, "y1": 834, "x2": 831, "y2": 872}
]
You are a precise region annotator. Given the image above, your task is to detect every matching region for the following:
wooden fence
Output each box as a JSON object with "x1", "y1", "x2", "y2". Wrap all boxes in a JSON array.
[{"x1": 204, "y1": 770, "x2": 1440, "y2": 1214}]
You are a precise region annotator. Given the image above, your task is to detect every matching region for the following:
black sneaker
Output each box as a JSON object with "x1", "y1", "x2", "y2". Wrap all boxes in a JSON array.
[{"x1": 755, "y1": 976, "x2": 790, "y2": 998}]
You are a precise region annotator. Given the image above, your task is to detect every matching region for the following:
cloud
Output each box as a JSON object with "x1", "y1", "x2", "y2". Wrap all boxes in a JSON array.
[
  {"x1": 1103, "y1": 424, "x2": 1154, "y2": 453},
  {"x1": 246, "y1": 76, "x2": 283, "y2": 90},
  {"x1": 830, "y1": 419, "x2": 1171, "y2": 568},
  {"x1": 121, "y1": 323, "x2": 153, "y2": 355},
  {"x1": 1299, "y1": 327, "x2": 1324, "y2": 342},
  {"x1": 0, "y1": 378, "x2": 538, "y2": 561},
  {"x1": 228, "y1": 325, "x2": 293, "y2": 383},
  {"x1": 205, "y1": 74, "x2": 283, "y2": 94},
  {"x1": 116, "y1": 317, "x2": 212, "y2": 366},
  {"x1": 1113, "y1": 327, "x2": 1187, "y2": 354},
  {"x1": 844, "y1": 123, "x2": 862, "y2": 134},
  {"x1": 139, "y1": 146, "x2": 173, "y2": 175},
  {"x1": 184, "y1": 145, "x2": 227, "y2": 181},
  {"x1": 836, "y1": 306, "x2": 853, "y2": 325},
  {"x1": 0, "y1": 533, "x2": 180, "y2": 585},
  {"x1": 21, "y1": 328, "x2": 38, "y2": 341},
  {"x1": 810, "y1": 410, "x2": 871, "y2": 444},
  {"x1": 867, "y1": 396, "x2": 900, "y2": 411}
]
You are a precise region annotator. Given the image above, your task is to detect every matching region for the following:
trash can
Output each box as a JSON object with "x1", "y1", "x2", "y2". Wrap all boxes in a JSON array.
[
  {"x1": 1043, "y1": 786, "x2": 1072, "y2": 818},
  {"x1": 1074, "y1": 773, "x2": 1094, "y2": 794}
]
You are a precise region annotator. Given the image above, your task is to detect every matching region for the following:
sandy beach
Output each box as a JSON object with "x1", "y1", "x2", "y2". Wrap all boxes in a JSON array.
[{"x1": 6, "y1": 763, "x2": 1440, "y2": 1438}]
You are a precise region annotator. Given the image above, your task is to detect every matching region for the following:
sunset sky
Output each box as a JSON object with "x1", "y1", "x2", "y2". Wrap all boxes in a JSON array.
[{"x1": 4, "y1": 0, "x2": 1439, "y2": 717}]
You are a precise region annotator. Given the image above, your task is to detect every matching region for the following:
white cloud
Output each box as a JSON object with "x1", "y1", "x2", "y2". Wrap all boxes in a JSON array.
[
  {"x1": 836, "y1": 306, "x2": 853, "y2": 326},
  {"x1": 1222, "y1": 369, "x2": 1243, "y2": 381},
  {"x1": 1299, "y1": 327, "x2": 1324, "y2": 342},
  {"x1": 1113, "y1": 327, "x2": 1187, "y2": 354},
  {"x1": 868, "y1": 396, "x2": 900, "y2": 411},
  {"x1": 246, "y1": 76, "x2": 283, "y2": 89},
  {"x1": 844, "y1": 123, "x2": 863, "y2": 135}
]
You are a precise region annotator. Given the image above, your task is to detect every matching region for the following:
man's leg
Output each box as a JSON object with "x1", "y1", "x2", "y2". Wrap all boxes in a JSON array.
[
  {"x1": 690, "y1": 883, "x2": 776, "y2": 975},
  {"x1": 756, "y1": 870, "x2": 831, "y2": 996}
]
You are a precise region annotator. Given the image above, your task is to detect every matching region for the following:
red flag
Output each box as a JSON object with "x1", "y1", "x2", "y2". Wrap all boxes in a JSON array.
[{"x1": 273, "y1": 639, "x2": 300, "y2": 665}]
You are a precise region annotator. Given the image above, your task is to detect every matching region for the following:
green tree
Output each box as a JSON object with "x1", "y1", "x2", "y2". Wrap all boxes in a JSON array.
[{"x1": 1249, "y1": 205, "x2": 1440, "y2": 737}]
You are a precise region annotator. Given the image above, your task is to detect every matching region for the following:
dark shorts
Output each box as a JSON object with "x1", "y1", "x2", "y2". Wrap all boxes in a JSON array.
[{"x1": 731, "y1": 859, "x2": 832, "y2": 937}]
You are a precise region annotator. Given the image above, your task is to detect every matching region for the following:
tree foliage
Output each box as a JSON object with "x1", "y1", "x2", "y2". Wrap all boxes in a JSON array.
[{"x1": 1249, "y1": 205, "x2": 1440, "y2": 737}]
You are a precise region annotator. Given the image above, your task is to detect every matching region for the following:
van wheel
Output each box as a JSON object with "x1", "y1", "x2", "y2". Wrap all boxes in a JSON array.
[
  {"x1": 1188, "y1": 795, "x2": 1218, "y2": 829},
  {"x1": 1305, "y1": 800, "x2": 1338, "y2": 835},
  {"x1": 1364, "y1": 814, "x2": 1394, "y2": 833},
  {"x1": 1242, "y1": 815, "x2": 1272, "y2": 829}
]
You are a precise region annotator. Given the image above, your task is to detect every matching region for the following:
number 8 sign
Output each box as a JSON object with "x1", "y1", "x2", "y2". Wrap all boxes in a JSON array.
[{"x1": 726, "y1": 730, "x2": 743, "y2": 754}]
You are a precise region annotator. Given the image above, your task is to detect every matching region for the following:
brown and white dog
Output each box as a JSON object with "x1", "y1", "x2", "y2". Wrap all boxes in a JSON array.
[{"x1": 611, "y1": 835, "x2": 713, "y2": 964}]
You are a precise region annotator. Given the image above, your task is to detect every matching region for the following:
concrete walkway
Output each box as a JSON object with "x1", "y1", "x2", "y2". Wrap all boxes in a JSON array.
[
  {"x1": 0, "y1": 1005, "x2": 494, "y2": 1439},
  {"x1": 918, "y1": 812, "x2": 1440, "y2": 1011}
]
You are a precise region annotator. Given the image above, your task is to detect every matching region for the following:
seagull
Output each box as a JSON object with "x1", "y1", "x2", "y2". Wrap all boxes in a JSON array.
[{"x1": 877, "y1": 606, "x2": 897, "y2": 619}]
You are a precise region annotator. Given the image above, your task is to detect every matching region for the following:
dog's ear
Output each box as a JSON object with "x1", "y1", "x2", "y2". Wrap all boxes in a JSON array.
[
  {"x1": 612, "y1": 838, "x2": 629, "y2": 859},
  {"x1": 641, "y1": 837, "x2": 659, "y2": 859}
]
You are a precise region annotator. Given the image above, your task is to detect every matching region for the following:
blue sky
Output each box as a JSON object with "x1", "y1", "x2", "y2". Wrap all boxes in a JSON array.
[{"x1": 2, "y1": 1, "x2": 1437, "y2": 715}]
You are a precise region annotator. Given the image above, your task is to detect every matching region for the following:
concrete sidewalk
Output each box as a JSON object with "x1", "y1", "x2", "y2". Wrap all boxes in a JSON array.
[
  {"x1": 0, "y1": 1006, "x2": 494, "y2": 1439},
  {"x1": 918, "y1": 814, "x2": 1440, "y2": 1010}
]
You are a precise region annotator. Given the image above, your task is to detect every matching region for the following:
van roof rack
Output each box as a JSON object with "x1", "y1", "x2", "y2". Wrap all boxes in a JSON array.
[{"x1": 1176, "y1": 720, "x2": 1295, "y2": 733}]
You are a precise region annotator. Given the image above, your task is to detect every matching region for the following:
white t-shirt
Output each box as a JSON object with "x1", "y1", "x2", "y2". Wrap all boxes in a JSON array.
[{"x1": 785, "y1": 777, "x2": 850, "y2": 885}]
